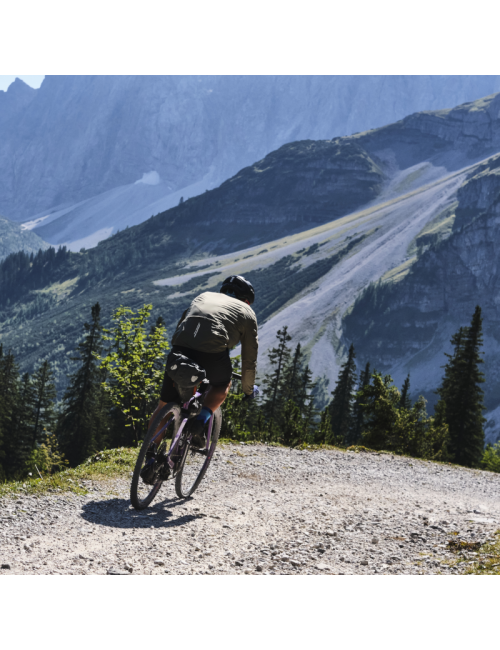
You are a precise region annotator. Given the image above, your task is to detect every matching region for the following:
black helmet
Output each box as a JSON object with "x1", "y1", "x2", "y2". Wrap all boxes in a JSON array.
[{"x1": 220, "y1": 275, "x2": 255, "y2": 304}]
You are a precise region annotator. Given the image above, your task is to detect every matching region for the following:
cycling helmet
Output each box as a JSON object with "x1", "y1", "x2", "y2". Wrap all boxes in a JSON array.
[{"x1": 220, "y1": 275, "x2": 255, "y2": 305}]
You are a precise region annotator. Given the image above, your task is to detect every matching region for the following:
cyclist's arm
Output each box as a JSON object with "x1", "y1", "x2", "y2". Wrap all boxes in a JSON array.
[{"x1": 240, "y1": 314, "x2": 258, "y2": 395}]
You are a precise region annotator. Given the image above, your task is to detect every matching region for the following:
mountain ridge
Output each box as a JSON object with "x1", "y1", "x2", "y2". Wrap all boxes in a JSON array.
[{"x1": 2, "y1": 90, "x2": 500, "y2": 445}]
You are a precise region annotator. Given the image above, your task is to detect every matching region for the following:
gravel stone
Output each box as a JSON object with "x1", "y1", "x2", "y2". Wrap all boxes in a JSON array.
[{"x1": 1, "y1": 444, "x2": 499, "y2": 575}]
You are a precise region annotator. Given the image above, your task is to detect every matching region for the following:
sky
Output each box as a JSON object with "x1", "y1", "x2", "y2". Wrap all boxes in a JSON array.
[{"x1": 0, "y1": 75, "x2": 45, "y2": 91}]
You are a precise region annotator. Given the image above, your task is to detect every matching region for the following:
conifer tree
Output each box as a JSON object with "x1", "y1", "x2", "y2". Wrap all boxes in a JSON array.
[
  {"x1": 329, "y1": 343, "x2": 357, "y2": 444},
  {"x1": 262, "y1": 326, "x2": 291, "y2": 429},
  {"x1": 436, "y1": 306, "x2": 485, "y2": 467},
  {"x1": 283, "y1": 343, "x2": 304, "y2": 403},
  {"x1": 0, "y1": 347, "x2": 20, "y2": 478},
  {"x1": 4, "y1": 372, "x2": 35, "y2": 479},
  {"x1": 399, "y1": 375, "x2": 412, "y2": 410},
  {"x1": 349, "y1": 362, "x2": 370, "y2": 445},
  {"x1": 316, "y1": 408, "x2": 332, "y2": 444},
  {"x1": 298, "y1": 364, "x2": 316, "y2": 438},
  {"x1": 58, "y1": 303, "x2": 109, "y2": 466},
  {"x1": 30, "y1": 360, "x2": 57, "y2": 447}
]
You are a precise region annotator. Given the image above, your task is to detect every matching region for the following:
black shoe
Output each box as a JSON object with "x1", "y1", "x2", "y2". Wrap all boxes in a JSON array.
[{"x1": 188, "y1": 419, "x2": 206, "y2": 449}]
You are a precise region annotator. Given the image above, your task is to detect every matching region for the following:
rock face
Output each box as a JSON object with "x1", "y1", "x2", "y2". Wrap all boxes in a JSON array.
[
  {"x1": 2, "y1": 75, "x2": 500, "y2": 222},
  {"x1": 4, "y1": 90, "x2": 500, "y2": 442},
  {"x1": 0, "y1": 216, "x2": 50, "y2": 261},
  {"x1": 343, "y1": 154, "x2": 500, "y2": 439},
  {"x1": 0, "y1": 78, "x2": 36, "y2": 129}
]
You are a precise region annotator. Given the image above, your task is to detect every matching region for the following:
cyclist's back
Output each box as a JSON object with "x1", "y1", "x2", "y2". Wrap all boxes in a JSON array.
[{"x1": 171, "y1": 291, "x2": 258, "y2": 395}]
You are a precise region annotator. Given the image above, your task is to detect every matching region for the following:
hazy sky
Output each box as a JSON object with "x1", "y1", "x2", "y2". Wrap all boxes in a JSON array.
[{"x1": 0, "y1": 75, "x2": 45, "y2": 91}]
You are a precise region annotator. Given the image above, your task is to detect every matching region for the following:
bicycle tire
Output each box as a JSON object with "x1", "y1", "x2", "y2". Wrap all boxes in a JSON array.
[
  {"x1": 175, "y1": 407, "x2": 222, "y2": 498},
  {"x1": 130, "y1": 402, "x2": 180, "y2": 510}
]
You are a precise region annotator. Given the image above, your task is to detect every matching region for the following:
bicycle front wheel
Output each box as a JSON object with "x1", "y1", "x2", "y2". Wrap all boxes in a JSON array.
[
  {"x1": 175, "y1": 408, "x2": 222, "y2": 498},
  {"x1": 130, "y1": 402, "x2": 180, "y2": 510}
]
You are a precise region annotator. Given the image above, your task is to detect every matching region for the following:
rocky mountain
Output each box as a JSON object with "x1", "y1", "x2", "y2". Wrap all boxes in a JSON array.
[
  {"x1": 0, "y1": 216, "x2": 50, "y2": 261},
  {"x1": 3, "y1": 75, "x2": 500, "y2": 251},
  {"x1": 2, "y1": 90, "x2": 500, "y2": 444},
  {"x1": 343, "y1": 152, "x2": 500, "y2": 442}
]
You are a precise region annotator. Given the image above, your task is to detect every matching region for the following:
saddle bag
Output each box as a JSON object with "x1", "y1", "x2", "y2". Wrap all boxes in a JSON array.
[{"x1": 166, "y1": 351, "x2": 206, "y2": 388}]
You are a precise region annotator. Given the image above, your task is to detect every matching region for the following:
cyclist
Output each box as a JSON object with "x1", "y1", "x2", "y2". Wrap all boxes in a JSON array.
[{"x1": 152, "y1": 275, "x2": 259, "y2": 448}]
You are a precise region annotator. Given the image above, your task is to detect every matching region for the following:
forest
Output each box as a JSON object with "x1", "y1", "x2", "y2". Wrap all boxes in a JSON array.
[{"x1": 1, "y1": 301, "x2": 499, "y2": 483}]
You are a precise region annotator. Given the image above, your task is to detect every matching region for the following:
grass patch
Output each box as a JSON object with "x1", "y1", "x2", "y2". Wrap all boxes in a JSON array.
[
  {"x1": 464, "y1": 531, "x2": 500, "y2": 575},
  {"x1": 448, "y1": 540, "x2": 481, "y2": 552},
  {"x1": 0, "y1": 447, "x2": 138, "y2": 499}
]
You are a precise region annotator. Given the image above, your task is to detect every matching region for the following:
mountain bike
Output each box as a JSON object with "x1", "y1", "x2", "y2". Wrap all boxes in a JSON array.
[{"x1": 130, "y1": 371, "x2": 242, "y2": 510}]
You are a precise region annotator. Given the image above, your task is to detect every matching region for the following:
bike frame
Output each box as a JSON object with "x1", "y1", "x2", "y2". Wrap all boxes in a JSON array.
[{"x1": 150, "y1": 385, "x2": 215, "y2": 475}]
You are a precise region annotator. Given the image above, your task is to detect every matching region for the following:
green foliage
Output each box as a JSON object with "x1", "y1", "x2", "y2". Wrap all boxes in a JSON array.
[
  {"x1": 481, "y1": 442, "x2": 500, "y2": 473},
  {"x1": 435, "y1": 306, "x2": 486, "y2": 467},
  {"x1": 57, "y1": 302, "x2": 111, "y2": 466},
  {"x1": 98, "y1": 304, "x2": 170, "y2": 445},
  {"x1": 329, "y1": 343, "x2": 357, "y2": 445},
  {"x1": 26, "y1": 433, "x2": 68, "y2": 476},
  {"x1": 350, "y1": 362, "x2": 371, "y2": 445},
  {"x1": 359, "y1": 372, "x2": 449, "y2": 460},
  {"x1": 261, "y1": 326, "x2": 292, "y2": 425}
]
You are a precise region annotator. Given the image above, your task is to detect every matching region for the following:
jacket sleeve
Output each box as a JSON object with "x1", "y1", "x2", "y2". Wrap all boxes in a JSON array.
[{"x1": 240, "y1": 312, "x2": 259, "y2": 395}]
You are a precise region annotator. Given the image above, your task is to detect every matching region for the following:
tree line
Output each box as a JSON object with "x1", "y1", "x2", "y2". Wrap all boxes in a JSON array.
[
  {"x1": 222, "y1": 306, "x2": 499, "y2": 471},
  {"x1": 0, "y1": 302, "x2": 499, "y2": 482}
]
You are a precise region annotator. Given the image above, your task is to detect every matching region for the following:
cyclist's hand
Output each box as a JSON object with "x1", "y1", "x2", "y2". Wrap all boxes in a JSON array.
[{"x1": 243, "y1": 385, "x2": 260, "y2": 400}]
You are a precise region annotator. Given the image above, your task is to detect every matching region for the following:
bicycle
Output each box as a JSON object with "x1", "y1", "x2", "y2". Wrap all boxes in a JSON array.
[{"x1": 130, "y1": 371, "x2": 242, "y2": 510}]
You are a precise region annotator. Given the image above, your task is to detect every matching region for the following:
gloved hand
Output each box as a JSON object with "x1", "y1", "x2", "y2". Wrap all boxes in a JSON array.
[{"x1": 243, "y1": 385, "x2": 260, "y2": 400}]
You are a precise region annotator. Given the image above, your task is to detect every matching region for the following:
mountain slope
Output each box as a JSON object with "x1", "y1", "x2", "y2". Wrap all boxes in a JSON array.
[
  {"x1": 343, "y1": 154, "x2": 500, "y2": 442},
  {"x1": 2, "y1": 91, "x2": 500, "y2": 447},
  {"x1": 3, "y1": 75, "x2": 500, "y2": 231},
  {"x1": 0, "y1": 216, "x2": 50, "y2": 261}
]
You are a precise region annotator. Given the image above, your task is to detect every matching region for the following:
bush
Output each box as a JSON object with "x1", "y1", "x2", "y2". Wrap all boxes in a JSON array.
[{"x1": 481, "y1": 442, "x2": 500, "y2": 472}]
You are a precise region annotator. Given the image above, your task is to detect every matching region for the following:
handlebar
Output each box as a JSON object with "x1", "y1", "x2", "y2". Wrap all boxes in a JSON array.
[{"x1": 232, "y1": 372, "x2": 242, "y2": 380}]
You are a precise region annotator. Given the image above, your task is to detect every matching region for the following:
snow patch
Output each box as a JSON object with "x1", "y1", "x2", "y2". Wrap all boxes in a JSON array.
[
  {"x1": 20, "y1": 215, "x2": 50, "y2": 230},
  {"x1": 135, "y1": 171, "x2": 161, "y2": 186}
]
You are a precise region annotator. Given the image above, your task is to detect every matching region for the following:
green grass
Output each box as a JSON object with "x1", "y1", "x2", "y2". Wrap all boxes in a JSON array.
[
  {"x1": 464, "y1": 531, "x2": 500, "y2": 575},
  {"x1": 0, "y1": 447, "x2": 139, "y2": 499}
]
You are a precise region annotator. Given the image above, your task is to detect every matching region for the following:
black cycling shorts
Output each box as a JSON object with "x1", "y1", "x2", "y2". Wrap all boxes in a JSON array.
[{"x1": 159, "y1": 345, "x2": 233, "y2": 403}]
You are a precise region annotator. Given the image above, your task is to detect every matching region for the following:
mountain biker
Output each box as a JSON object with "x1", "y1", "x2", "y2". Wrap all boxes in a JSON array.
[{"x1": 152, "y1": 275, "x2": 259, "y2": 448}]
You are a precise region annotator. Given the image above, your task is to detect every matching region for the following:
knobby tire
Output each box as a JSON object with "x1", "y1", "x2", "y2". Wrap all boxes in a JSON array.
[
  {"x1": 175, "y1": 407, "x2": 222, "y2": 498},
  {"x1": 130, "y1": 402, "x2": 179, "y2": 510}
]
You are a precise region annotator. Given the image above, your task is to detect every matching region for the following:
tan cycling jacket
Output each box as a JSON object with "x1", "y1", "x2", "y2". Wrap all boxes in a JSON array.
[{"x1": 171, "y1": 291, "x2": 258, "y2": 395}]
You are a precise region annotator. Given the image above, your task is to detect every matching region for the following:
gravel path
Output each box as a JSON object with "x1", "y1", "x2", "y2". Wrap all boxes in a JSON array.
[{"x1": 1, "y1": 444, "x2": 499, "y2": 575}]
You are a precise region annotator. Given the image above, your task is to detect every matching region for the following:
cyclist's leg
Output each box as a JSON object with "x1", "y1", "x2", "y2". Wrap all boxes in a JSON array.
[
  {"x1": 203, "y1": 381, "x2": 231, "y2": 411},
  {"x1": 149, "y1": 369, "x2": 180, "y2": 445}
]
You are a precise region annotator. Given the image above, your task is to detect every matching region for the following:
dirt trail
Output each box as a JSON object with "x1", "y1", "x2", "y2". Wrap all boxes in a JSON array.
[{"x1": 1, "y1": 444, "x2": 499, "y2": 575}]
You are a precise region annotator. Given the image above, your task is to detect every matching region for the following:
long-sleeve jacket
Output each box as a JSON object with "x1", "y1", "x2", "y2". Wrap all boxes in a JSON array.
[{"x1": 171, "y1": 291, "x2": 258, "y2": 395}]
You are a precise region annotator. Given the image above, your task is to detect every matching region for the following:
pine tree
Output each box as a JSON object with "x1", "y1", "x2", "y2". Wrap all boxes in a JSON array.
[
  {"x1": 261, "y1": 326, "x2": 291, "y2": 430},
  {"x1": 283, "y1": 343, "x2": 304, "y2": 403},
  {"x1": 58, "y1": 303, "x2": 109, "y2": 466},
  {"x1": 4, "y1": 372, "x2": 35, "y2": 479},
  {"x1": 436, "y1": 306, "x2": 485, "y2": 467},
  {"x1": 30, "y1": 360, "x2": 57, "y2": 447},
  {"x1": 329, "y1": 343, "x2": 357, "y2": 445},
  {"x1": 316, "y1": 408, "x2": 332, "y2": 444},
  {"x1": 349, "y1": 362, "x2": 371, "y2": 445},
  {"x1": 399, "y1": 374, "x2": 412, "y2": 410},
  {"x1": 298, "y1": 364, "x2": 316, "y2": 438},
  {"x1": 0, "y1": 347, "x2": 20, "y2": 478}
]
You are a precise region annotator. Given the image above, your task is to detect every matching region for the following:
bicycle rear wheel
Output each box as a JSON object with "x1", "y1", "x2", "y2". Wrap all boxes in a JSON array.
[
  {"x1": 130, "y1": 402, "x2": 180, "y2": 510},
  {"x1": 175, "y1": 408, "x2": 222, "y2": 498}
]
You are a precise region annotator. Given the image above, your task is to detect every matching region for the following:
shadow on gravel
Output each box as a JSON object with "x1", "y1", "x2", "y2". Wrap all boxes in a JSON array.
[{"x1": 80, "y1": 496, "x2": 200, "y2": 530}]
